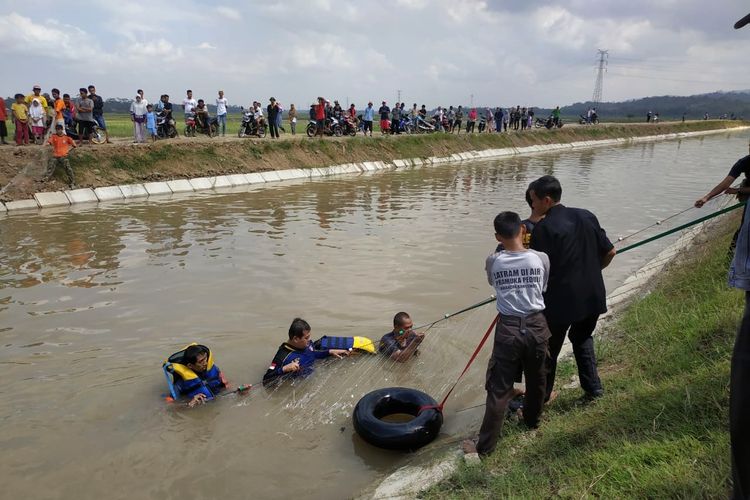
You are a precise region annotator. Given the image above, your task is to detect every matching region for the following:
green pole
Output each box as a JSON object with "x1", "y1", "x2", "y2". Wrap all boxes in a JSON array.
[{"x1": 617, "y1": 202, "x2": 745, "y2": 255}]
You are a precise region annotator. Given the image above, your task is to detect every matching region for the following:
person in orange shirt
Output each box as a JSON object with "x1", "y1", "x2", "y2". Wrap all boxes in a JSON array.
[
  {"x1": 51, "y1": 88, "x2": 66, "y2": 135},
  {"x1": 46, "y1": 124, "x2": 76, "y2": 187}
]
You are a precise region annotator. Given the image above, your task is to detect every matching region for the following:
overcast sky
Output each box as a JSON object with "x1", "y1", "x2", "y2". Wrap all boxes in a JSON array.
[{"x1": 2, "y1": 0, "x2": 749, "y2": 108}]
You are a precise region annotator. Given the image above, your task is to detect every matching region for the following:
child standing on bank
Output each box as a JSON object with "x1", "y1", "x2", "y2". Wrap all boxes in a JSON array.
[
  {"x1": 29, "y1": 98, "x2": 46, "y2": 143},
  {"x1": 463, "y1": 211, "x2": 551, "y2": 458},
  {"x1": 146, "y1": 104, "x2": 157, "y2": 142},
  {"x1": 46, "y1": 124, "x2": 77, "y2": 187},
  {"x1": 11, "y1": 94, "x2": 29, "y2": 145}
]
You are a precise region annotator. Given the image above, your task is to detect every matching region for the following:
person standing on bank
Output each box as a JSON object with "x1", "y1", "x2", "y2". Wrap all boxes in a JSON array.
[
  {"x1": 695, "y1": 141, "x2": 750, "y2": 254},
  {"x1": 529, "y1": 175, "x2": 616, "y2": 402},
  {"x1": 215, "y1": 90, "x2": 228, "y2": 137},
  {"x1": 463, "y1": 211, "x2": 551, "y2": 457},
  {"x1": 288, "y1": 104, "x2": 297, "y2": 135},
  {"x1": 267, "y1": 97, "x2": 280, "y2": 139}
]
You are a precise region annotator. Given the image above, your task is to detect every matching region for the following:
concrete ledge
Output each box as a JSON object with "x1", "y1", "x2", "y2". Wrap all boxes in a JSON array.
[
  {"x1": 189, "y1": 177, "x2": 215, "y2": 191},
  {"x1": 226, "y1": 174, "x2": 250, "y2": 186},
  {"x1": 260, "y1": 171, "x2": 282, "y2": 182},
  {"x1": 166, "y1": 179, "x2": 195, "y2": 193},
  {"x1": 345, "y1": 163, "x2": 364, "y2": 173},
  {"x1": 143, "y1": 182, "x2": 172, "y2": 196},
  {"x1": 245, "y1": 173, "x2": 266, "y2": 184},
  {"x1": 64, "y1": 188, "x2": 98, "y2": 204},
  {"x1": 276, "y1": 169, "x2": 303, "y2": 180},
  {"x1": 308, "y1": 168, "x2": 325, "y2": 177},
  {"x1": 95, "y1": 186, "x2": 125, "y2": 201},
  {"x1": 35, "y1": 191, "x2": 70, "y2": 208},
  {"x1": 213, "y1": 176, "x2": 233, "y2": 188},
  {"x1": 0, "y1": 202, "x2": 6, "y2": 212},
  {"x1": 5, "y1": 199, "x2": 40, "y2": 211},
  {"x1": 119, "y1": 184, "x2": 148, "y2": 199}
]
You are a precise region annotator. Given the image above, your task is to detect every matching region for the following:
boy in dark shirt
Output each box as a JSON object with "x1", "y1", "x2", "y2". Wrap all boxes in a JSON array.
[
  {"x1": 263, "y1": 318, "x2": 350, "y2": 386},
  {"x1": 379, "y1": 312, "x2": 424, "y2": 362}
]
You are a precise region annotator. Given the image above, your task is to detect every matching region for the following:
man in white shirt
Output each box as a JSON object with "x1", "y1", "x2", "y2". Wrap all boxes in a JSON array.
[
  {"x1": 182, "y1": 90, "x2": 197, "y2": 124},
  {"x1": 215, "y1": 90, "x2": 228, "y2": 136},
  {"x1": 464, "y1": 211, "x2": 551, "y2": 457}
]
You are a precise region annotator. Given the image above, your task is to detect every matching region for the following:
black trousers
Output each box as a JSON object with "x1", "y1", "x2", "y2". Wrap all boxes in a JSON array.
[
  {"x1": 268, "y1": 122, "x2": 279, "y2": 138},
  {"x1": 732, "y1": 292, "x2": 750, "y2": 499},
  {"x1": 477, "y1": 313, "x2": 549, "y2": 456},
  {"x1": 545, "y1": 314, "x2": 603, "y2": 399}
]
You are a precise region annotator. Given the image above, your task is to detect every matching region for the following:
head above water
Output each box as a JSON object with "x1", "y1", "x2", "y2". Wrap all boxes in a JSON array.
[
  {"x1": 392, "y1": 312, "x2": 413, "y2": 336},
  {"x1": 184, "y1": 345, "x2": 209, "y2": 373},
  {"x1": 288, "y1": 317, "x2": 312, "y2": 348}
]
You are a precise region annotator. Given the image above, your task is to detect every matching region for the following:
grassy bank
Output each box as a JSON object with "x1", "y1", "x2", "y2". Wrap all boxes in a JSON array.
[
  {"x1": 1, "y1": 120, "x2": 746, "y2": 201},
  {"x1": 425, "y1": 216, "x2": 741, "y2": 498},
  {"x1": 68, "y1": 120, "x2": 748, "y2": 183}
]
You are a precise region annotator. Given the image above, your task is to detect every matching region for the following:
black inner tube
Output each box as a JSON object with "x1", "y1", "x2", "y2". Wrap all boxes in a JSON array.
[{"x1": 353, "y1": 387, "x2": 443, "y2": 451}]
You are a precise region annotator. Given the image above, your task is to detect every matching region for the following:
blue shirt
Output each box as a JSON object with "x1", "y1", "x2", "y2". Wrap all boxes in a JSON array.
[
  {"x1": 146, "y1": 112, "x2": 156, "y2": 129},
  {"x1": 363, "y1": 106, "x2": 374, "y2": 121}
]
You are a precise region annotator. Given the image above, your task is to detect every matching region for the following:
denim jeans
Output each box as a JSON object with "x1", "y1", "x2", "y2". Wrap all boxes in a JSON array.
[{"x1": 216, "y1": 114, "x2": 227, "y2": 135}]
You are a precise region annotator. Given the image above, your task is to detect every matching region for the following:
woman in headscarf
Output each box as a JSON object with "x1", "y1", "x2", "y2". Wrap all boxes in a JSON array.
[
  {"x1": 29, "y1": 98, "x2": 46, "y2": 143},
  {"x1": 130, "y1": 94, "x2": 148, "y2": 143}
]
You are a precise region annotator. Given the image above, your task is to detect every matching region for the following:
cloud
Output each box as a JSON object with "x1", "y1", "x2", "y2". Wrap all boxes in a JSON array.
[
  {"x1": 3, "y1": 1, "x2": 750, "y2": 107},
  {"x1": 215, "y1": 6, "x2": 242, "y2": 21},
  {"x1": 0, "y1": 13, "x2": 97, "y2": 60}
]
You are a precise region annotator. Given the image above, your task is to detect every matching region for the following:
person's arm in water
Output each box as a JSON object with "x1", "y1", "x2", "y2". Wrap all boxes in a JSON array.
[
  {"x1": 389, "y1": 332, "x2": 425, "y2": 362},
  {"x1": 695, "y1": 175, "x2": 735, "y2": 207}
]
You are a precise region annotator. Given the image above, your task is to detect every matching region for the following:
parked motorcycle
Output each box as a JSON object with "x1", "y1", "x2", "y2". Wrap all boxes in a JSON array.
[
  {"x1": 156, "y1": 111, "x2": 178, "y2": 139},
  {"x1": 534, "y1": 116, "x2": 564, "y2": 129},
  {"x1": 306, "y1": 117, "x2": 343, "y2": 137},
  {"x1": 238, "y1": 109, "x2": 267, "y2": 138}
]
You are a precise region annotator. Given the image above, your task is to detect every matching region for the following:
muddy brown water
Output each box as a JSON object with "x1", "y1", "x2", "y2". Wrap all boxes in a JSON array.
[{"x1": 1, "y1": 131, "x2": 748, "y2": 499}]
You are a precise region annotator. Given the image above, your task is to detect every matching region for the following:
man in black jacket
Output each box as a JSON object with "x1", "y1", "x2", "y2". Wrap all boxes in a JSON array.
[{"x1": 529, "y1": 175, "x2": 616, "y2": 402}]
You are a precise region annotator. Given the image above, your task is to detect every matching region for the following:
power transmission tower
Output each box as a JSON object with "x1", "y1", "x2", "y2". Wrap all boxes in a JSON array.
[
  {"x1": 592, "y1": 49, "x2": 608, "y2": 103},
  {"x1": 470, "y1": 93, "x2": 474, "y2": 107},
  {"x1": 397, "y1": 89, "x2": 401, "y2": 103}
]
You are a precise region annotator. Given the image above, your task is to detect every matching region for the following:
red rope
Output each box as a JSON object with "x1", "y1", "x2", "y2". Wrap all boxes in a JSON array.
[{"x1": 419, "y1": 313, "x2": 499, "y2": 414}]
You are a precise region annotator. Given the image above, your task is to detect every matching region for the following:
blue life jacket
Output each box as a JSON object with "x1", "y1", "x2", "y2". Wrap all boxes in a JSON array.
[{"x1": 163, "y1": 344, "x2": 226, "y2": 401}]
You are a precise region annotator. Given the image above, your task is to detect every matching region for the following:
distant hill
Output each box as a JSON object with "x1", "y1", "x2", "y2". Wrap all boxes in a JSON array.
[{"x1": 559, "y1": 91, "x2": 750, "y2": 120}]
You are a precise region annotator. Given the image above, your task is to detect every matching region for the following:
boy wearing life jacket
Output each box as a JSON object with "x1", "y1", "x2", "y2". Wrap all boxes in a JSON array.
[
  {"x1": 165, "y1": 344, "x2": 227, "y2": 407},
  {"x1": 263, "y1": 318, "x2": 350, "y2": 386}
]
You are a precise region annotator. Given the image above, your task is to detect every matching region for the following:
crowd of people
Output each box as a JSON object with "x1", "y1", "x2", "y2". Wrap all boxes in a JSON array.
[
  {"x1": 1, "y1": 85, "x2": 109, "y2": 147},
  {"x1": 1, "y1": 84, "x2": 570, "y2": 147}
]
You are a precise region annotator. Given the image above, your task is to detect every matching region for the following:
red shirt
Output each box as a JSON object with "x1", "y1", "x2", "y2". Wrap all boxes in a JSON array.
[
  {"x1": 0, "y1": 103, "x2": 6, "y2": 121},
  {"x1": 315, "y1": 103, "x2": 326, "y2": 120}
]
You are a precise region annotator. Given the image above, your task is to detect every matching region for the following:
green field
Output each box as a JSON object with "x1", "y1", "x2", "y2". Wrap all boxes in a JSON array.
[{"x1": 425, "y1": 217, "x2": 740, "y2": 498}]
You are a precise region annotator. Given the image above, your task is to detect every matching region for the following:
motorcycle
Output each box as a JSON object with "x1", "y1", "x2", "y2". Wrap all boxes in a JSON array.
[
  {"x1": 306, "y1": 116, "x2": 343, "y2": 137},
  {"x1": 341, "y1": 115, "x2": 359, "y2": 136},
  {"x1": 414, "y1": 115, "x2": 435, "y2": 133},
  {"x1": 579, "y1": 113, "x2": 599, "y2": 125},
  {"x1": 184, "y1": 112, "x2": 217, "y2": 137},
  {"x1": 156, "y1": 111, "x2": 178, "y2": 139},
  {"x1": 534, "y1": 116, "x2": 564, "y2": 129},
  {"x1": 63, "y1": 119, "x2": 106, "y2": 144},
  {"x1": 238, "y1": 109, "x2": 267, "y2": 138}
]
